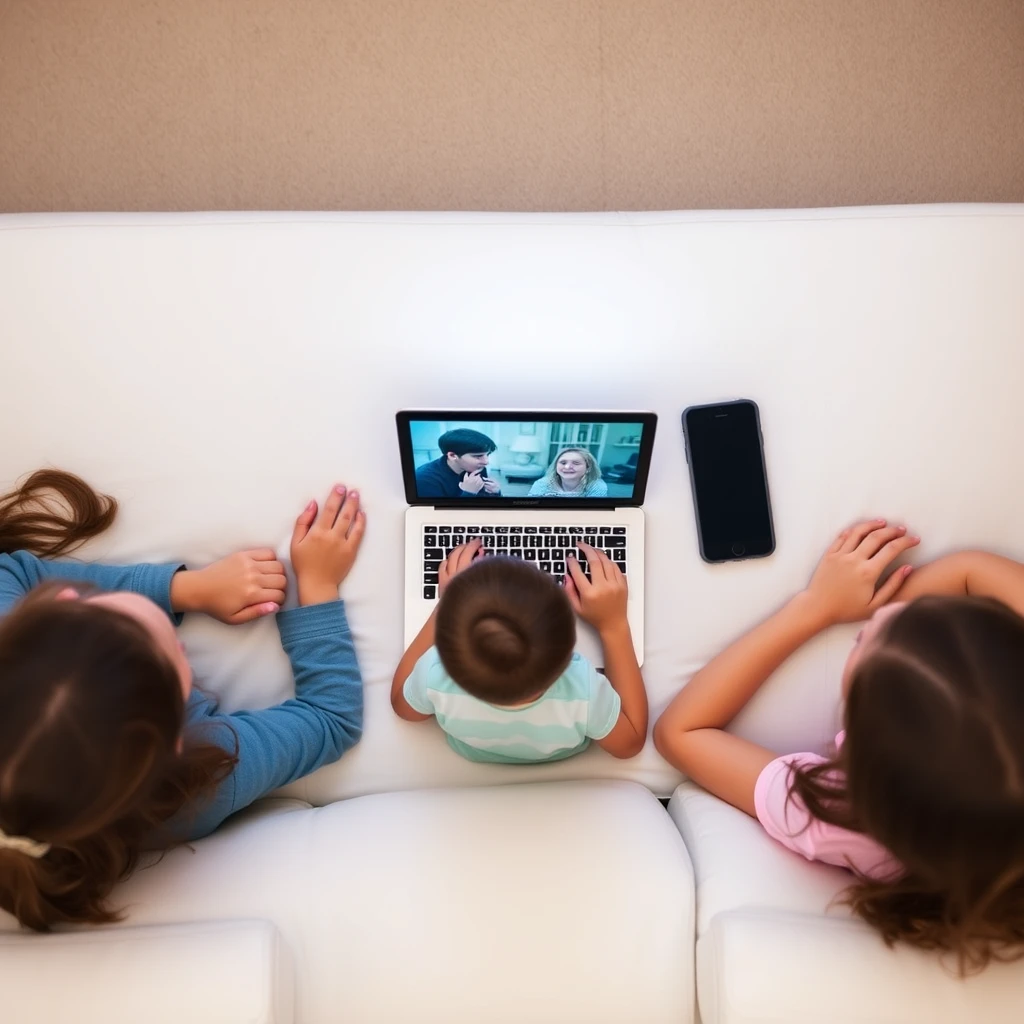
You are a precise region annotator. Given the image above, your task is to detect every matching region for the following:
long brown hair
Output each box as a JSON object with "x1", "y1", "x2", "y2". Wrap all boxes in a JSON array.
[
  {"x1": 0, "y1": 469, "x2": 236, "y2": 930},
  {"x1": 790, "y1": 596, "x2": 1024, "y2": 973},
  {"x1": 435, "y1": 556, "x2": 575, "y2": 704}
]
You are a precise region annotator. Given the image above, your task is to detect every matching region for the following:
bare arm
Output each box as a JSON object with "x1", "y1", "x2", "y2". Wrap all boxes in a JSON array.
[
  {"x1": 390, "y1": 610, "x2": 435, "y2": 721},
  {"x1": 565, "y1": 543, "x2": 648, "y2": 758},
  {"x1": 595, "y1": 621, "x2": 648, "y2": 758},
  {"x1": 895, "y1": 550, "x2": 1024, "y2": 618},
  {"x1": 391, "y1": 541, "x2": 489, "y2": 722},
  {"x1": 653, "y1": 521, "x2": 918, "y2": 816},
  {"x1": 653, "y1": 594, "x2": 824, "y2": 813}
]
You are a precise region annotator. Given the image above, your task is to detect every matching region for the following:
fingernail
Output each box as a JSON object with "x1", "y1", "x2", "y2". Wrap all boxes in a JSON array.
[
  {"x1": 264, "y1": 603, "x2": 279, "y2": 613},
  {"x1": 904, "y1": 565, "x2": 913, "y2": 575},
  {"x1": 335, "y1": 485, "x2": 346, "y2": 495},
  {"x1": 306, "y1": 500, "x2": 316, "y2": 511},
  {"x1": 350, "y1": 490, "x2": 358, "y2": 498}
]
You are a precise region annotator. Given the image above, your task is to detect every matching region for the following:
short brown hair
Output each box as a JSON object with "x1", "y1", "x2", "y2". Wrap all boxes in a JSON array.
[
  {"x1": 434, "y1": 556, "x2": 575, "y2": 705},
  {"x1": 790, "y1": 595, "x2": 1024, "y2": 973}
]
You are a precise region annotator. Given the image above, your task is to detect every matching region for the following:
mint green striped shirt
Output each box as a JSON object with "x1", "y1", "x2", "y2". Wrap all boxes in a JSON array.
[{"x1": 403, "y1": 648, "x2": 621, "y2": 763}]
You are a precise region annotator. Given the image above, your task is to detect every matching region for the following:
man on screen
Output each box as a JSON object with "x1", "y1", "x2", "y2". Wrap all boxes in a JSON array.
[{"x1": 415, "y1": 428, "x2": 503, "y2": 498}]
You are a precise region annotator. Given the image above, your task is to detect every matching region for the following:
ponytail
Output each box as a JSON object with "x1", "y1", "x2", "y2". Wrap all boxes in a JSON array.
[{"x1": 0, "y1": 469, "x2": 117, "y2": 558}]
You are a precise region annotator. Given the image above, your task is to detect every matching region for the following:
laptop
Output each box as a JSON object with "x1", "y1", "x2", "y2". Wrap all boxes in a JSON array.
[{"x1": 398, "y1": 410, "x2": 657, "y2": 666}]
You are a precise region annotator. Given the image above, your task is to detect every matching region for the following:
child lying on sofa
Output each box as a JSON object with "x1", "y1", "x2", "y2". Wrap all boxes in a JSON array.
[
  {"x1": 654, "y1": 519, "x2": 1024, "y2": 973},
  {"x1": 0, "y1": 469, "x2": 366, "y2": 931},
  {"x1": 391, "y1": 539, "x2": 648, "y2": 762}
]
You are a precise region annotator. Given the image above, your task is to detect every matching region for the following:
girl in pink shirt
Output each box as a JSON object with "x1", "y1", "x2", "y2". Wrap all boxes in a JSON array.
[{"x1": 655, "y1": 520, "x2": 1024, "y2": 972}]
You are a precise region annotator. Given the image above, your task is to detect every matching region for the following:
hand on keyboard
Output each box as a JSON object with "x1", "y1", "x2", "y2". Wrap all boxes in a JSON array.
[
  {"x1": 564, "y1": 541, "x2": 628, "y2": 632},
  {"x1": 422, "y1": 523, "x2": 627, "y2": 600},
  {"x1": 438, "y1": 538, "x2": 485, "y2": 595}
]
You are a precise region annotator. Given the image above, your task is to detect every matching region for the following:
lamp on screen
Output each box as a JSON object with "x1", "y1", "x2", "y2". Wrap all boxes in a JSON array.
[{"x1": 510, "y1": 433, "x2": 542, "y2": 466}]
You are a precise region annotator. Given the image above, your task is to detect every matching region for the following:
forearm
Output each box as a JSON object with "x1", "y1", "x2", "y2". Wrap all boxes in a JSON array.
[
  {"x1": 391, "y1": 610, "x2": 437, "y2": 709},
  {"x1": 0, "y1": 550, "x2": 184, "y2": 620},
  {"x1": 656, "y1": 592, "x2": 826, "y2": 738},
  {"x1": 897, "y1": 551, "x2": 1024, "y2": 617},
  {"x1": 599, "y1": 623, "x2": 647, "y2": 738}
]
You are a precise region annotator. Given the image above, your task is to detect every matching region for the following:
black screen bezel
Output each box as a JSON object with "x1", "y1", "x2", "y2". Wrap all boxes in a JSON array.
[
  {"x1": 682, "y1": 400, "x2": 775, "y2": 563},
  {"x1": 397, "y1": 410, "x2": 657, "y2": 508}
]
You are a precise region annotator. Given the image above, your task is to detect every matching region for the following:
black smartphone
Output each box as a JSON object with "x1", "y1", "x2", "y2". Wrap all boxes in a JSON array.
[{"x1": 682, "y1": 400, "x2": 775, "y2": 563}]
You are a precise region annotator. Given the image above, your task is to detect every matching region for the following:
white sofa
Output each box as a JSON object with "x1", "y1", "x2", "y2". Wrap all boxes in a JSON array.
[{"x1": 1, "y1": 206, "x2": 1022, "y2": 1023}]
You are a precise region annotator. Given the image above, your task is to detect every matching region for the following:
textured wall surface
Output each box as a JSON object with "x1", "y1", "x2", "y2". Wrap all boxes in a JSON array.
[{"x1": 1, "y1": 0, "x2": 1022, "y2": 212}]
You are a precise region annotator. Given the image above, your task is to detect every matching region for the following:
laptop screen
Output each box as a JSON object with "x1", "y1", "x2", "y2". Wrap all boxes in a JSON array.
[{"x1": 396, "y1": 411, "x2": 657, "y2": 507}]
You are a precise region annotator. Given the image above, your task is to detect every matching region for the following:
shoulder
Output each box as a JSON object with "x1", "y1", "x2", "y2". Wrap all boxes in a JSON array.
[
  {"x1": 753, "y1": 753, "x2": 899, "y2": 879},
  {"x1": 550, "y1": 653, "x2": 604, "y2": 698},
  {"x1": 407, "y1": 646, "x2": 460, "y2": 694},
  {"x1": 589, "y1": 480, "x2": 608, "y2": 496},
  {"x1": 557, "y1": 655, "x2": 621, "y2": 739}
]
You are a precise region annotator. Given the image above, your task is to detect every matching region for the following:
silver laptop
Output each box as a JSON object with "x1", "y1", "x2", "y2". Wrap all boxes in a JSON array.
[{"x1": 398, "y1": 410, "x2": 657, "y2": 667}]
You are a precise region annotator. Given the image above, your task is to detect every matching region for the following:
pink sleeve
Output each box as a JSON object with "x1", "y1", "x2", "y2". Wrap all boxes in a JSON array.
[{"x1": 754, "y1": 751, "x2": 901, "y2": 880}]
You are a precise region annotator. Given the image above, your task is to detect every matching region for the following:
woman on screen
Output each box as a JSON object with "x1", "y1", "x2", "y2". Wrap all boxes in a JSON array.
[{"x1": 529, "y1": 448, "x2": 608, "y2": 498}]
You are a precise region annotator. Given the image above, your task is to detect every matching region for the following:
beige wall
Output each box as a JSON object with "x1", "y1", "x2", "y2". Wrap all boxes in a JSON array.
[{"x1": 1, "y1": 0, "x2": 1022, "y2": 213}]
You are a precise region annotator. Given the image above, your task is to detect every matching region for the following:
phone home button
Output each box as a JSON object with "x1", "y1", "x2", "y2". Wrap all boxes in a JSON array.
[{"x1": 731, "y1": 542, "x2": 746, "y2": 557}]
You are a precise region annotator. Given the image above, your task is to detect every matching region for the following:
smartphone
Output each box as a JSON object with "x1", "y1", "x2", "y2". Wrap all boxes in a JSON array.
[{"x1": 682, "y1": 400, "x2": 775, "y2": 563}]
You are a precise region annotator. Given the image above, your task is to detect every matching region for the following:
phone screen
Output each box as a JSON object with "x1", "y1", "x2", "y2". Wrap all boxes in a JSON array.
[{"x1": 684, "y1": 401, "x2": 774, "y2": 562}]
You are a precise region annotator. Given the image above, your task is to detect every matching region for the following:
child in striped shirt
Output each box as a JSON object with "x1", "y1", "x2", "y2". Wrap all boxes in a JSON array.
[{"x1": 391, "y1": 539, "x2": 648, "y2": 762}]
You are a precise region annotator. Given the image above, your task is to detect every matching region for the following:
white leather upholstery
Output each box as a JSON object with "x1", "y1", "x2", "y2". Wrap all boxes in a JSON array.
[
  {"x1": 2, "y1": 208, "x2": 1023, "y2": 802},
  {"x1": 2, "y1": 207, "x2": 1023, "y2": 1022},
  {"x1": 0, "y1": 919, "x2": 292, "y2": 1024},
  {"x1": 670, "y1": 782, "x2": 1024, "y2": 1023}
]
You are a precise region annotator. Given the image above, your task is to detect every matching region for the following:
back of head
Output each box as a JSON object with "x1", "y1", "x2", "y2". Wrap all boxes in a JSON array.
[
  {"x1": 435, "y1": 557, "x2": 575, "y2": 704},
  {"x1": 801, "y1": 595, "x2": 1024, "y2": 971},
  {"x1": 0, "y1": 469, "x2": 235, "y2": 930}
]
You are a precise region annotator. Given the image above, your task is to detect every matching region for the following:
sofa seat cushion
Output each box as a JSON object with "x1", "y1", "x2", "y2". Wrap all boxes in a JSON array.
[{"x1": 2, "y1": 781, "x2": 693, "y2": 1024}]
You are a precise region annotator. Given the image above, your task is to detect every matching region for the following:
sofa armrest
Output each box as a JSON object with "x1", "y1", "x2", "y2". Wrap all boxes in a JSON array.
[{"x1": 0, "y1": 919, "x2": 292, "y2": 1024}]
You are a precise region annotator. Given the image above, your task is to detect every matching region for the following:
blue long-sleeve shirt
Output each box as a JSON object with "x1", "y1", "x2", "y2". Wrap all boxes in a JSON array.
[{"x1": 0, "y1": 550, "x2": 363, "y2": 841}]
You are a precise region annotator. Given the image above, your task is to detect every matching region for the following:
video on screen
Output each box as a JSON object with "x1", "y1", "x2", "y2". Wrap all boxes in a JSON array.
[{"x1": 408, "y1": 419, "x2": 645, "y2": 500}]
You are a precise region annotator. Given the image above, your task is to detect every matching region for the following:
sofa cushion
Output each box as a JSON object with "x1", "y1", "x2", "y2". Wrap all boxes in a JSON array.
[
  {"x1": 0, "y1": 919, "x2": 292, "y2": 1024},
  {"x1": 670, "y1": 781, "x2": 1024, "y2": 1024},
  {"x1": 2, "y1": 208, "x2": 1023, "y2": 802},
  {"x1": 4, "y1": 781, "x2": 691, "y2": 1024}
]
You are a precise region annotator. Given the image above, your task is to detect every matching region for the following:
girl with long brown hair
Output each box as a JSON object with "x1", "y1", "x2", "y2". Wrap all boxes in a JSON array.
[
  {"x1": 0, "y1": 469, "x2": 366, "y2": 931},
  {"x1": 655, "y1": 520, "x2": 1024, "y2": 972}
]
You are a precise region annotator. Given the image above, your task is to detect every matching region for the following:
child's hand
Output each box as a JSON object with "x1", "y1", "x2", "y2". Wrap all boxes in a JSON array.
[
  {"x1": 804, "y1": 519, "x2": 919, "y2": 625},
  {"x1": 291, "y1": 484, "x2": 366, "y2": 606},
  {"x1": 171, "y1": 549, "x2": 287, "y2": 624},
  {"x1": 439, "y1": 538, "x2": 484, "y2": 594},
  {"x1": 564, "y1": 541, "x2": 628, "y2": 633}
]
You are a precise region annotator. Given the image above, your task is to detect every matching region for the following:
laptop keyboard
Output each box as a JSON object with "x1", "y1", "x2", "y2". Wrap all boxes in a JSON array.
[{"x1": 421, "y1": 524, "x2": 627, "y2": 600}]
